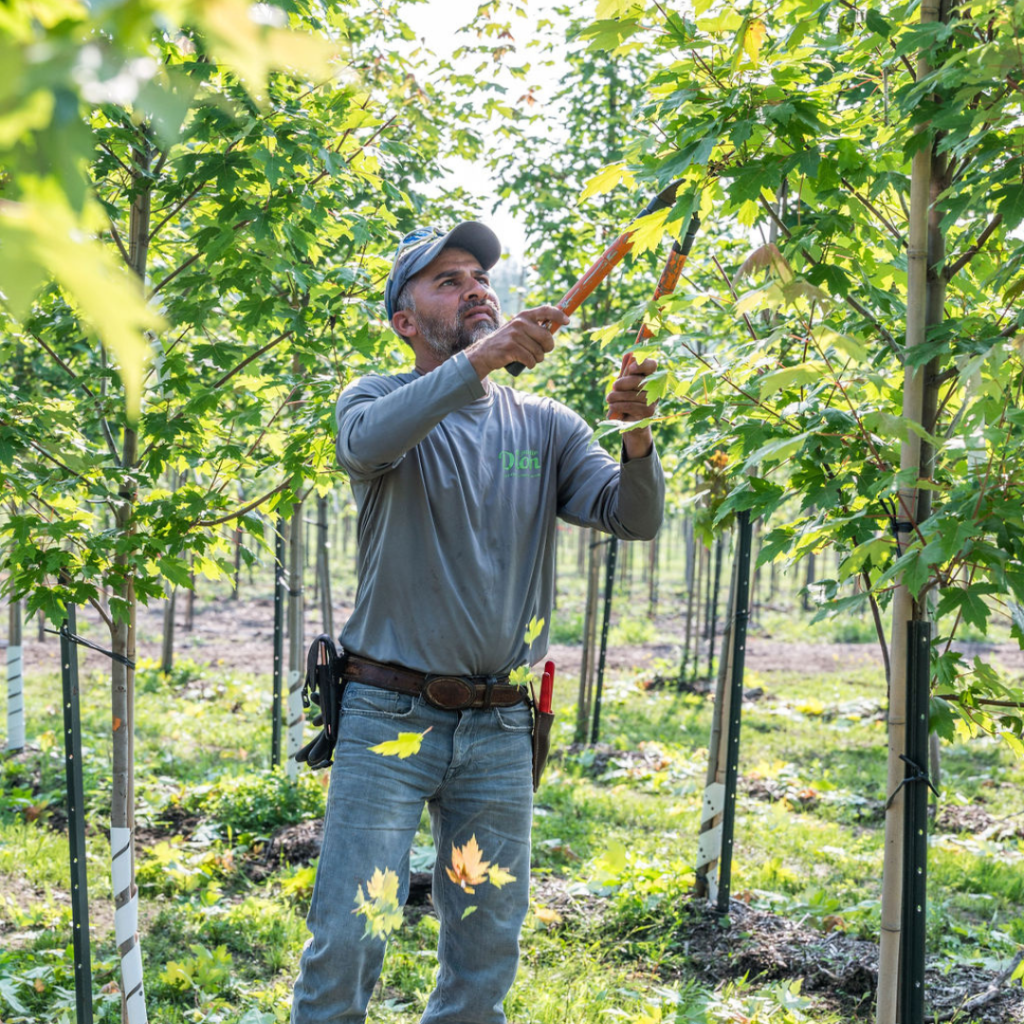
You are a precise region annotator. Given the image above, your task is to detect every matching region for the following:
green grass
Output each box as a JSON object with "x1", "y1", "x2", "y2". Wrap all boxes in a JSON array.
[{"x1": 3, "y1": 621, "x2": 1023, "y2": 1023}]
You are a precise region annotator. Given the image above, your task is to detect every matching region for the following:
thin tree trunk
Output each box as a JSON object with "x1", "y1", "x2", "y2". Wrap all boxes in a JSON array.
[
  {"x1": 576, "y1": 529, "x2": 601, "y2": 743},
  {"x1": 647, "y1": 535, "x2": 659, "y2": 619},
  {"x1": 317, "y1": 494, "x2": 334, "y2": 639},
  {"x1": 707, "y1": 534, "x2": 724, "y2": 678},
  {"x1": 6, "y1": 599, "x2": 24, "y2": 752},
  {"x1": 110, "y1": 126, "x2": 151, "y2": 1024},
  {"x1": 802, "y1": 551, "x2": 816, "y2": 612},
  {"x1": 876, "y1": 2, "x2": 939, "y2": 1015},
  {"x1": 160, "y1": 588, "x2": 176, "y2": 675},
  {"x1": 679, "y1": 517, "x2": 697, "y2": 686},
  {"x1": 286, "y1": 505, "x2": 305, "y2": 779}
]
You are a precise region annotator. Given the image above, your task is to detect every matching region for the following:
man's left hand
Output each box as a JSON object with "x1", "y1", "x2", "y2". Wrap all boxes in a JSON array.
[{"x1": 607, "y1": 354, "x2": 658, "y2": 460}]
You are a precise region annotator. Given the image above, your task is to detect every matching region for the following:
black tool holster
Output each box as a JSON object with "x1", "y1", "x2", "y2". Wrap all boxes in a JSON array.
[{"x1": 295, "y1": 634, "x2": 347, "y2": 770}]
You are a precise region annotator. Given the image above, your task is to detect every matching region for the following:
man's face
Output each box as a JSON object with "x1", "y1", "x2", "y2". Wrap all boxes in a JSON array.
[{"x1": 401, "y1": 247, "x2": 502, "y2": 360}]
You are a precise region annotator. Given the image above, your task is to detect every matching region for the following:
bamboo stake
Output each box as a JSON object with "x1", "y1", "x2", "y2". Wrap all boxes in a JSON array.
[{"x1": 875, "y1": 2, "x2": 938, "y2": 1016}]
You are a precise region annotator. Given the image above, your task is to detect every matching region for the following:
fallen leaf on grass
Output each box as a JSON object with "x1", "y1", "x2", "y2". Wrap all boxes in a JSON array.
[{"x1": 533, "y1": 906, "x2": 563, "y2": 927}]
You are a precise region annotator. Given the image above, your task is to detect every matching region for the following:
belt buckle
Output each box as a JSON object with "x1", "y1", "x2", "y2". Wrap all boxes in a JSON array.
[{"x1": 423, "y1": 675, "x2": 477, "y2": 711}]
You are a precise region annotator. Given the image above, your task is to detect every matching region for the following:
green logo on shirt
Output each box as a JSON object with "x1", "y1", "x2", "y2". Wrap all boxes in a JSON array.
[{"x1": 501, "y1": 449, "x2": 541, "y2": 477}]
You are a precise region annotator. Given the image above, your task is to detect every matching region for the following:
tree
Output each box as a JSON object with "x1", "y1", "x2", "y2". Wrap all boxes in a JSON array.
[
  {"x1": 1, "y1": 0, "x2": 496, "y2": 1013},
  {"x1": 514, "y1": 0, "x2": 1024, "y2": 1018}
]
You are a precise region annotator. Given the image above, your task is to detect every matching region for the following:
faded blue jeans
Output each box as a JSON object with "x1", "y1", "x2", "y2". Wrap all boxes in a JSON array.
[{"x1": 291, "y1": 681, "x2": 534, "y2": 1024}]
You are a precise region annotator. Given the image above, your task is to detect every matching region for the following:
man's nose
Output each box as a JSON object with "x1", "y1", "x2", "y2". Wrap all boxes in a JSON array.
[{"x1": 462, "y1": 277, "x2": 488, "y2": 303}]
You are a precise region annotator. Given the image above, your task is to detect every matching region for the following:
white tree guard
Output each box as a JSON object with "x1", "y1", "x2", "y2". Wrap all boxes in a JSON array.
[
  {"x1": 111, "y1": 827, "x2": 148, "y2": 1024},
  {"x1": 6, "y1": 644, "x2": 24, "y2": 752}
]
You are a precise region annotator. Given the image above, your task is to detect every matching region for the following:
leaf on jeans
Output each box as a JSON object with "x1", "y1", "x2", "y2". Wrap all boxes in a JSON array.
[
  {"x1": 368, "y1": 726, "x2": 432, "y2": 759},
  {"x1": 523, "y1": 615, "x2": 546, "y2": 645},
  {"x1": 461, "y1": 905, "x2": 478, "y2": 920},
  {"x1": 445, "y1": 835, "x2": 491, "y2": 895},
  {"x1": 487, "y1": 865, "x2": 517, "y2": 889},
  {"x1": 353, "y1": 867, "x2": 404, "y2": 940}
]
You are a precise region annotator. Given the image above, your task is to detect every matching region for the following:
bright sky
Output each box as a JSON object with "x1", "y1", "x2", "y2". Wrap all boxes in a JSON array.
[{"x1": 400, "y1": 0, "x2": 567, "y2": 262}]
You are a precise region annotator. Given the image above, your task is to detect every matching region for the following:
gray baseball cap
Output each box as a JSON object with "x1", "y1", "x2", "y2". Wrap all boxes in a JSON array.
[{"x1": 384, "y1": 222, "x2": 502, "y2": 319}]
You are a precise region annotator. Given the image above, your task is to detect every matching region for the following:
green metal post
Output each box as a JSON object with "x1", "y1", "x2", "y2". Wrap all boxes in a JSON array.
[
  {"x1": 716, "y1": 510, "x2": 753, "y2": 913},
  {"x1": 900, "y1": 620, "x2": 932, "y2": 1024},
  {"x1": 272, "y1": 517, "x2": 285, "y2": 768},
  {"x1": 60, "y1": 607, "x2": 93, "y2": 1024}
]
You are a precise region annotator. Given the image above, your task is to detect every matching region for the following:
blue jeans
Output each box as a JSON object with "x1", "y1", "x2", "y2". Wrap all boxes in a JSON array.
[{"x1": 291, "y1": 682, "x2": 535, "y2": 1024}]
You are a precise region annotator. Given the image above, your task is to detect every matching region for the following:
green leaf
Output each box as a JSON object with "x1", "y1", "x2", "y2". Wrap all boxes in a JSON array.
[
  {"x1": 865, "y1": 10, "x2": 893, "y2": 36},
  {"x1": 997, "y1": 184, "x2": 1024, "y2": 231},
  {"x1": 757, "y1": 363, "x2": 825, "y2": 399}
]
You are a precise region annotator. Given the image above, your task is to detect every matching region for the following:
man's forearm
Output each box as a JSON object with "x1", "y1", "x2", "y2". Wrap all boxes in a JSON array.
[{"x1": 622, "y1": 427, "x2": 654, "y2": 462}]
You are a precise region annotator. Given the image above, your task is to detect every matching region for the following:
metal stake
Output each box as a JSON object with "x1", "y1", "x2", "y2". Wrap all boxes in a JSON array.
[
  {"x1": 900, "y1": 620, "x2": 932, "y2": 1024},
  {"x1": 271, "y1": 517, "x2": 285, "y2": 768},
  {"x1": 60, "y1": 608, "x2": 93, "y2": 1024},
  {"x1": 716, "y1": 510, "x2": 753, "y2": 913},
  {"x1": 590, "y1": 536, "x2": 619, "y2": 745}
]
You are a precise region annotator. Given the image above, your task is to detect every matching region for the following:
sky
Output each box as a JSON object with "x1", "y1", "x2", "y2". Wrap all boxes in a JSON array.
[{"x1": 399, "y1": 0, "x2": 563, "y2": 262}]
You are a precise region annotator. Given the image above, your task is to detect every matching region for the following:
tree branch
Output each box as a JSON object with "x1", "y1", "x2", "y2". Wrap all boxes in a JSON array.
[
  {"x1": 839, "y1": 175, "x2": 906, "y2": 247},
  {"x1": 108, "y1": 219, "x2": 132, "y2": 267},
  {"x1": 29, "y1": 332, "x2": 121, "y2": 462},
  {"x1": 756, "y1": 195, "x2": 903, "y2": 357},
  {"x1": 944, "y1": 213, "x2": 1003, "y2": 279},
  {"x1": 150, "y1": 219, "x2": 252, "y2": 297},
  {"x1": 196, "y1": 479, "x2": 292, "y2": 528},
  {"x1": 211, "y1": 329, "x2": 294, "y2": 390}
]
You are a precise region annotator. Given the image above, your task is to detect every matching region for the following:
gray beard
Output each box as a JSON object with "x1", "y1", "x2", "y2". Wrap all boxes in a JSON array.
[{"x1": 417, "y1": 306, "x2": 500, "y2": 360}]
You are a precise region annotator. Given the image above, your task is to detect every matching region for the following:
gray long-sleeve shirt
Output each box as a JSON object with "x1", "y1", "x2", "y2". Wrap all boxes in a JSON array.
[{"x1": 335, "y1": 351, "x2": 665, "y2": 676}]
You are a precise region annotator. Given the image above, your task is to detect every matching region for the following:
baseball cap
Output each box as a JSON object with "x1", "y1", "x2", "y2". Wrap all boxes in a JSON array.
[{"x1": 384, "y1": 221, "x2": 502, "y2": 319}]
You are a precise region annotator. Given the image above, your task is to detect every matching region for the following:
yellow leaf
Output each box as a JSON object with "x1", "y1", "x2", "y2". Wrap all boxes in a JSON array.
[
  {"x1": 533, "y1": 906, "x2": 563, "y2": 927},
  {"x1": 627, "y1": 208, "x2": 669, "y2": 257},
  {"x1": 0, "y1": 189, "x2": 160, "y2": 419},
  {"x1": 461, "y1": 905, "x2": 478, "y2": 920},
  {"x1": 445, "y1": 835, "x2": 491, "y2": 892},
  {"x1": 743, "y1": 19, "x2": 767, "y2": 64},
  {"x1": 580, "y1": 162, "x2": 637, "y2": 203},
  {"x1": 523, "y1": 615, "x2": 546, "y2": 645},
  {"x1": 595, "y1": 0, "x2": 642, "y2": 18},
  {"x1": 368, "y1": 726, "x2": 432, "y2": 759},
  {"x1": 487, "y1": 865, "x2": 517, "y2": 889},
  {"x1": 353, "y1": 867, "x2": 403, "y2": 939}
]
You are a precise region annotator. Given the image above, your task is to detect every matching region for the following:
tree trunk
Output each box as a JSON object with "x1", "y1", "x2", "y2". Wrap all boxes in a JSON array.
[
  {"x1": 316, "y1": 494, "x2": 334, "y2": 639},
  {"x1": 286, "y1": 505, "x2": 305, "y2": 779},
  {"x1": 876, "y1": 2, "x2": 939, "y2": 1016},
  {"x1": 679, "y1": 517, "x2": 697, "y2": 687},
  {"x1": 160, "y1": 588, "x2": 176, "y2": 676},
  {"x1": 647, "y1": 535, "x2": 659, "y2": 619},
  {"x1": 6, "y1": 599, "x2": 24, "y2": 752},
  {"x1": 576, "y1": 529, "x2": 602, "y2": 743},
  {"x1": 802, "y1": 551, "x2": 816, "y2": 612},
  {"x1": 707, "y1": 534, "x2": 724, "y2": 678},
  {"x1": 184, "y1": 563, "x2": 195, "y2": 632},
  {"x1": 110, "y1": 126, "x2": 151, "y2": 1024}
]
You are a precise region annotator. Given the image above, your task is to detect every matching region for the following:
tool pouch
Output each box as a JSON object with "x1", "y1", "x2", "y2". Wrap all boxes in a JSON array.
[
  {"x1": 295, "y1": 634, "x2": 347, "y2": 771},
  {"x1": 530, "y1": 700, "x2": 555, "y2": 793}
]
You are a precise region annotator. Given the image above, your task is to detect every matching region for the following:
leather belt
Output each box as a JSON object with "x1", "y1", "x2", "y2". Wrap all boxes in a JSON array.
[{"x1": 343, "y1": 655, "x2": 528, "y2": 711}]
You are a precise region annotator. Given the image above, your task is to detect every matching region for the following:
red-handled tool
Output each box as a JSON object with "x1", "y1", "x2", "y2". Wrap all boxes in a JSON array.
[
  {"x1": 539, "y1": 659, "x2": 555, "y2": 715},
  {"x1": 505, "y1": 180, "x2": 686, "y2": 377}
]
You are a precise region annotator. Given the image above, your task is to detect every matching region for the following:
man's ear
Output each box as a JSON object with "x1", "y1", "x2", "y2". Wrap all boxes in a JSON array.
[{"x1": 391, "y1": 309, "x2": 418, "y2": 341}]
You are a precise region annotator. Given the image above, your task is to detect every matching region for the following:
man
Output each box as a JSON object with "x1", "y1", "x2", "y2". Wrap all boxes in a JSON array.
[{"x1": 292, "y1": 222, "x2": 664, "y2": 1023}]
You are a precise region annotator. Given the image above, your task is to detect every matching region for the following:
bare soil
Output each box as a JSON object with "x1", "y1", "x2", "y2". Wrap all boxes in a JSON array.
[{"x1": 14, "y1": 596, "x2": 1024, "y2": 683}]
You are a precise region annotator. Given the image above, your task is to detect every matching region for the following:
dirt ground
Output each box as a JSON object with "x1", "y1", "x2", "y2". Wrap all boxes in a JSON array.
[{"x1": 15, "y1": 595, "x2": 1024, "y2": 684}]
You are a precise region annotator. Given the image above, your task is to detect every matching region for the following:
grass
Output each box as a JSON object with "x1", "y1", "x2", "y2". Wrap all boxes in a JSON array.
[{"x1": 2, "y1": 597, "x2": 1024, "y2": 1023}]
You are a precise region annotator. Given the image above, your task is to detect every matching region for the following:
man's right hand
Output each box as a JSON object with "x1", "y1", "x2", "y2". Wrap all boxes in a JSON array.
[{"x1": 465, "y1": 305, "x2": 570, "y2": 379}]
